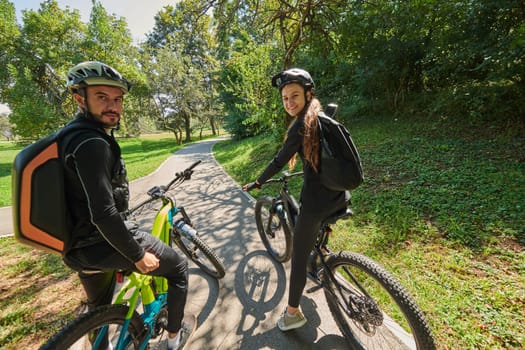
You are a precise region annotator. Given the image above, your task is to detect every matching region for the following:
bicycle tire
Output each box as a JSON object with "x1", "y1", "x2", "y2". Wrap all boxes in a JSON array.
[
  {"x1": 174, "y1": 231, "x2": 226, "y2": 279},
  {"x1": 254, "y1": 196, "x2": 293, "y2": 262},
  {"x1": 323, "y1": 251, "x2": 436, "y2": 350},
  {"x1": 40, "y1": 304, "x2": 145, "y2": 350}
]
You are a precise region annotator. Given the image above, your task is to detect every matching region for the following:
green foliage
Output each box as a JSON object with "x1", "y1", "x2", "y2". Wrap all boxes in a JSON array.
[
  {"x1": 0, "y1": 0, "x2": 154, "y2": 138},
  {"x1": 424, "y1": 83, "x2": 525, "y2": 121},
  {"x1": 143, "y1": 0, "x2": 221, "y2": 142},
  {"x1": 3, "y1": 0, "x2": 524, "y2": 141},
  {"x1": 8, "y1": 70, "x2": 68, "y2": 139},
  {"x1": 220, "y1": 41, "x2": 280, "y2": 139},
  {"x1": 0, "y1": 0, "x2": 20, "y2": 99},
  {"x1": 1, "y1": 0, "x2": 86, "y2": 137},
  {"x1": 86, "y1": 0, "x2": 132, "y2": 60}
]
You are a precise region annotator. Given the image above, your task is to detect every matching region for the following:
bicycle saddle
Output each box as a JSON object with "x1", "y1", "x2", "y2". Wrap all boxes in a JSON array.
[{"x1": 324, "y1": 206, "x2": 353, "y2": 225}]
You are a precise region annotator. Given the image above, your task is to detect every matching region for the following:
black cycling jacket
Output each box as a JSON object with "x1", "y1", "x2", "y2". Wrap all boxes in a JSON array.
[
  {"x1": 62, "y1": 115, "x2": 144, "y2": 264},
  {"x1": 257, "y1": 116, "x2": 346, "y2": 213}
]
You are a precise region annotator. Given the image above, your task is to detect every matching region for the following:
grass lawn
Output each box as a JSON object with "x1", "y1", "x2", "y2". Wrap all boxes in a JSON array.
[{"x1": 0, "y1": 141, "x2": 21, "y2": 207}]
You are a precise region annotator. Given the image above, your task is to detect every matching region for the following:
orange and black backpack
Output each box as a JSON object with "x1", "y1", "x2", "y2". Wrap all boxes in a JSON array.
[{"x1": 11, "y1": 123, "x2": 96, "y2": 255}]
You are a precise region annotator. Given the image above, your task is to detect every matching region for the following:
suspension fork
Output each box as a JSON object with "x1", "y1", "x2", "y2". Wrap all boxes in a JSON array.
[
  {"x1": 279, "y1": 187, "x2": 299, "y2": 229},
  {"x1": 261, "y1": 197, "x2": 280, "y2": 238}
]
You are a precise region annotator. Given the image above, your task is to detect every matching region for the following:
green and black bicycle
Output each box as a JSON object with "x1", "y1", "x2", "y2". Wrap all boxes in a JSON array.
[{"x1": 41, "y1": 160, "x2": 224, "y2": 349}]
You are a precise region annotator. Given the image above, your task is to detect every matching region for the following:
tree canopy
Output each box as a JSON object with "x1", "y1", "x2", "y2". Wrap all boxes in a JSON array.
[{"x1": 0, "y1": 0, "x2": 523, "y2": 140}]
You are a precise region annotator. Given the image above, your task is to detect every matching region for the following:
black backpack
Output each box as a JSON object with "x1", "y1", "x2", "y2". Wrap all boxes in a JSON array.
[
  {"x1": 11, "y1": 122, "x2": 100, "y2": 255},
  {"x1": 318, "y1": 104, "x2": 364, "y2": 191}
]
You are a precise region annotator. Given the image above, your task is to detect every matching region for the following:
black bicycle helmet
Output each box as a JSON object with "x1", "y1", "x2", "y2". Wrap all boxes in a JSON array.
[
  {"x1": 66, "y1": 61, "x2": 131, "y2": 94},
  {"x1": 271, "y1": 68, "x2": 315, "y2": 91}
]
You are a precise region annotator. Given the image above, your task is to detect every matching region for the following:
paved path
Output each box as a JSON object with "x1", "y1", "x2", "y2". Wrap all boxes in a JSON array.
[
  {"x1": 0, "y1": 206, "x2": 12, "y2": 236},
  {"x1": 2, "y1": 137, "x2": 348, "y2": 349}
]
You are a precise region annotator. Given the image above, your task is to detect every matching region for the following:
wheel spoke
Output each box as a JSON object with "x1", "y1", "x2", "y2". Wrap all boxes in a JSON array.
[{"x1": 40, "y1": 305, "x2": 144, "y2": 349}]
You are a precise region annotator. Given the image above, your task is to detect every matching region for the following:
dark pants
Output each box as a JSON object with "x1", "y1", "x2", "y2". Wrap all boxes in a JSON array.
[
  {"x1": 64, "y1": 230, "x2": 188, "y2": 333},
  {"x1": 288, "y1": 191, "x2": 349, "y2": 308}
]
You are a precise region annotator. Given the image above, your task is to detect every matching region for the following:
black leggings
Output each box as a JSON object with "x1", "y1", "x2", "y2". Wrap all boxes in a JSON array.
[
  {"x1": 65, "y1": 230, "x2": 188, "y2": 333},
  {"x1": 288, "y1": 211, "x2": 324, "y2": 308},
  {"x1": 288, "y1": 196, "x2": 349, "y2": 308}
]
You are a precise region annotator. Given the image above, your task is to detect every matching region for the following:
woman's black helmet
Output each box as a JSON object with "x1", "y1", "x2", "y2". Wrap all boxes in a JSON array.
[
  {"x1": 66, "y1": 61, "x2": 131, "y2": 94},
  {"x1": 271, "y1": 68, "x2": 314, "y2": 91}
]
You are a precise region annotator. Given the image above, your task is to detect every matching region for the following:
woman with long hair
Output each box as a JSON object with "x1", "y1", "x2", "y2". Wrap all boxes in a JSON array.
[{"x1": 243, "y1": 68, "x2": 348, "y2": 331}]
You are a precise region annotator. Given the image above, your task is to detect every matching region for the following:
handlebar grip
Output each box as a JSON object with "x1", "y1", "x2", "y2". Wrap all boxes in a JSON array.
[
  {"x1": 261, "y1": 170, "x2": 304, "y2": 186},
  {"x1": 187, "y1": 160, "x2": 202, "y2": 171}
]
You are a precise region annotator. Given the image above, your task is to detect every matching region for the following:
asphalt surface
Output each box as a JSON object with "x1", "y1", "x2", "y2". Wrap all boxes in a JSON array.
[{"x1": 2, "y1": 137, "x2": 348, "y2": 349}]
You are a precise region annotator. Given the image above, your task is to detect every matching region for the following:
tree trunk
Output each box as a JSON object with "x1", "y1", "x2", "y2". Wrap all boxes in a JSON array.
[
  {"x1": 184, "y1": 113, "x2": 191, "y2": 143},
  {"x1": 209, "y1": 115, "x2": 217, "y2": 135}
]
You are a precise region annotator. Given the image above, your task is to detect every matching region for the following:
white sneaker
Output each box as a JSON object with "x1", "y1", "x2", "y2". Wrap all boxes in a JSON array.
[
  {"x1": 168, "y1": 314, "x2": 197, "y2": 350},
  {"x1": 277, "y1": 309, "x2": 307, "y2": 331}
]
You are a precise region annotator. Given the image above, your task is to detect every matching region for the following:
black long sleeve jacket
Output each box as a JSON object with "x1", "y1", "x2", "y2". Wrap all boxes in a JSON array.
[
  {"x1": 257, "y1": 116, "x2": 346, "y2": 213},
  {"x1": 62, "y1": 115, "x2": 144, "y2": 263}
]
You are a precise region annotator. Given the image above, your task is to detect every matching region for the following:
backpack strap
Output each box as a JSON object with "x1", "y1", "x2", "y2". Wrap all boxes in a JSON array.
[
  {"x1": 58, "y1": 119, "x2": 121, "y2": 160},
  {"x1": 318, "y1": 112, "x2": 335, "y2": 158}
]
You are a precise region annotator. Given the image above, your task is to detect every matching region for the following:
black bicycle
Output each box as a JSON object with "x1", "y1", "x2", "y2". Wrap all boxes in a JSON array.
[{"x1": 253, "y1": 171, "x2": 436, "y2": 349}]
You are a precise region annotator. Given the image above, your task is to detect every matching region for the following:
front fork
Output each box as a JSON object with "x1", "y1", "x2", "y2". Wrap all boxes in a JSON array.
[
  {"x1": 273, "y1": 197, "x2": 299, "y2": 232},
  {"x1": 177, "y1": 206, "x2": 192, "y2": 224}
]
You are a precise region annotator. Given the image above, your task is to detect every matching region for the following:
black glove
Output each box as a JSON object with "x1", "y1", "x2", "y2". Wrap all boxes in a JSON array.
[{"x1": 244, "y1": 181, "x2": 261, "y2": 192}]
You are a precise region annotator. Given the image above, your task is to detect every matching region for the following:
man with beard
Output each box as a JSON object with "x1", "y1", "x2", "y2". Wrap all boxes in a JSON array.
[{"x1": 61, "y1": 61, "x2": 194, "y2": 350}]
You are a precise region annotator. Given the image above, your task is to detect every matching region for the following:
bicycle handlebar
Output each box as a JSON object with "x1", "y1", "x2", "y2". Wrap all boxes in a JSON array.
[
  {"x1": 165, "y1": 160, "x2": 202, "y2": 190},
  {"x1": 127, "y1": 160, "x2": 202, "y2": 215},
  {"x1": 260, "y1": 170, "x2": 304, "y2": 186}
]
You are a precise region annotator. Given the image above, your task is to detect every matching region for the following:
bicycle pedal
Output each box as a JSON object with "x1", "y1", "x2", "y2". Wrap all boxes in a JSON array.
[{"x1": 306, "y1": 284, "x2": 323, "y2": 293}]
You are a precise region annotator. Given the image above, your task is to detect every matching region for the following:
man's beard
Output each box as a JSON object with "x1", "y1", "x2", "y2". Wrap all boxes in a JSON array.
[{"x1": 88, "y1": 110, "x2": 120, "y2": 128}]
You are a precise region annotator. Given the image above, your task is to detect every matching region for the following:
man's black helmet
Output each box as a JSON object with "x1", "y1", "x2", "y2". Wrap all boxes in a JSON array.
[
  {"x1": 66, "y1": 61, "x2": 131, "y2": 94},
  {"x1": 271, "y1": 68, "x2": 314, "y2": 91}
]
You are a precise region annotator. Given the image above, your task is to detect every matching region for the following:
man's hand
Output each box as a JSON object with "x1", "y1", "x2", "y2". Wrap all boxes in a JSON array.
[
  {"x1": 242, "y1": 181, "x2": 261, "y2": 192},
  {"x1": 135, "y1": 251, "x2": 160, "y2": 273}
]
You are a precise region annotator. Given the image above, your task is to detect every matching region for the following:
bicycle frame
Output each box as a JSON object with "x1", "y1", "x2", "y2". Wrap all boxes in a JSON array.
[
  {"x1": 308, "y1": 210, "x2": 375, "y2": 324},
  {"x1": 91, "y1": 202, "x2": 175, "y2": 350}
]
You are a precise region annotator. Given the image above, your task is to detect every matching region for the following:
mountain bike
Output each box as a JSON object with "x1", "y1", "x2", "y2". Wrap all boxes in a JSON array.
[
  {"x1": 40, "y1": 160, "x2": 224, "y2": 349},
  {"x1": 252, "y1": 171, "x2": 436, "y2": 349}
]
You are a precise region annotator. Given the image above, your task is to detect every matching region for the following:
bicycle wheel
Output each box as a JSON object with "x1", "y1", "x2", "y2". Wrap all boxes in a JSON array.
[
  {"x1": 41, "y1": 304, "x2": 145, "y2": 350},
  {"x1": 173, "y1": 231, "x2": 226, "y2": 279},
  {"x1": 254, "y1": 196, "x2": 293, "y2": 262},
  {"x1": 323, "y1": 251, "x2": 436, "y2": 350}
]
